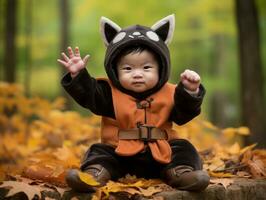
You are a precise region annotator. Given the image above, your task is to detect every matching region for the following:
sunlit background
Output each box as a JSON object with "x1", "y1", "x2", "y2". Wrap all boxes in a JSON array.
[{"x1": 0, "y1": 0, "x2": 265, "y2": 137}]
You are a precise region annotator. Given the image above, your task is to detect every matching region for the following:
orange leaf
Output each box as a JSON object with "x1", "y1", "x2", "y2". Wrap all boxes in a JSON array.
[{"x1": 247, "y1": 156, "x2": 266, "y2": 178}]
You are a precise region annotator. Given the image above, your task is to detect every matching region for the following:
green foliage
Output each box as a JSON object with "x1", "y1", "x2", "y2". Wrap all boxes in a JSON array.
[{"x1": 0, "y1": 0, "x2": 265, "y2": 126}]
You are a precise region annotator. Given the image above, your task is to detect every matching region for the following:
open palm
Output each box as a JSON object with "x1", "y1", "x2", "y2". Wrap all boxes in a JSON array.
[{"x1": 57, "y1": 47, "x2": 90, "y2": 77}]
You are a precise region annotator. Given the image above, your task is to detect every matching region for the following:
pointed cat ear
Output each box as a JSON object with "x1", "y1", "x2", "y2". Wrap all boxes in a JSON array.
[
  {"x1": 151, "y1": 14, "x2": 175, "y2": 45},
  {"x1": 100, "y1": 17, "x2": 122, "y2": 46}
]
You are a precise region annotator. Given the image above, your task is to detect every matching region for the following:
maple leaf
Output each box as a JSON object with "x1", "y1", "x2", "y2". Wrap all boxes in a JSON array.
[
  {"x1": 0, "y1": 181, "x2": 42, "y2": 199},
  {"x1": 138, "y1": 186, "x2": 163, "y2": 197},
  {"x1": 210, "y1": 178, "x2": 234, "y2": 188},
  {"x1": 247, "y1": 156, "x2": 266, "y2": 178}
]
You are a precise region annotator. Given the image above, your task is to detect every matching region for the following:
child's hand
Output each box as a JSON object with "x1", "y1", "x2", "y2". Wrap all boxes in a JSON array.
[
  {"x1": 57, "y1": 46, "x2": 90, "y2": 78},
  {"x1": 180, "y1": 69, "x2": 201, "y2": 93}
]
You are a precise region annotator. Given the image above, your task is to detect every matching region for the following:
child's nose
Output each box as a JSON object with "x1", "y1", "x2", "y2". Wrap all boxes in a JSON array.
[{"x1": 132, "y1": 69, "x2": 143, "y2": 78}]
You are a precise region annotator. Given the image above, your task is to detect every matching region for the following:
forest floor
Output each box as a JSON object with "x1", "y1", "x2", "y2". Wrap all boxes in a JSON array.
[{"x1": 0, "y1": 82, "x2": 265, "y2": 200}]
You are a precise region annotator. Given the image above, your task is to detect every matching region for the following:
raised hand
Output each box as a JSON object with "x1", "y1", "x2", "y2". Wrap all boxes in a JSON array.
[
  {"x1": 57, "y1": 46, "x2": 90, "y2": 78},
  {"x1": 180, "y1": 69, "x2": 201, "y2": 93}
]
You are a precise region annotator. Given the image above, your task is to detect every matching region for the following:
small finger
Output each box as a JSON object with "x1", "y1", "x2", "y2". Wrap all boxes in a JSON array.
[
  {"x1": 191, "y1": 73, "x2": 200, "y2": 82},
  {"x1": 57, "y1": 59, "x2": 68, "y2": 67},
  {"x1": 68, "y1": 46, "x2": 74, "y2": 58},
  {"x1": 61, "y1": 52, "x2": 69, "y2": 62},
  {"x1": 194, "y1": 75, "x2": 200, "y2": 82},
  {"x1": 83, "y1": 54, "x2": 90, "y2": 65},
  {"x1": 75, "y1": 47, "x2": 80, "y2": 57}
]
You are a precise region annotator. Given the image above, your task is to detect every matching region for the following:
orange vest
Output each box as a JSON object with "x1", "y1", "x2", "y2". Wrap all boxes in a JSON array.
[{"x1": 100, "y1": 79, "x2": 179, "y2": 164}]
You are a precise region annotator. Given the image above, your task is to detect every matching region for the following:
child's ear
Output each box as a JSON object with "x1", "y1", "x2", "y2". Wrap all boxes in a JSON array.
[
  {"x1": 100, "y1": 17, "x2": 121, "y2": 46},
  {"x1": 151, "y1": 14, "x2": 175, "y2": 45}
]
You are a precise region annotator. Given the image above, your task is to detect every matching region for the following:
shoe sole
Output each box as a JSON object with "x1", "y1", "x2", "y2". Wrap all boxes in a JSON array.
[{"x1": 177, "y1": 171, "x2": 210, "y2": 191}]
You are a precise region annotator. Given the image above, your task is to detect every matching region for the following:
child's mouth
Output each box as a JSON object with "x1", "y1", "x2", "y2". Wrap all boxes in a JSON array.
[{"x1": 132, "y1": 81, "x2": 145, "y2": 85}]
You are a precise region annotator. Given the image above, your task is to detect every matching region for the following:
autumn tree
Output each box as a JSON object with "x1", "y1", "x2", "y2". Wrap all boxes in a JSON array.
[
  {"x1": 59, "y1": 0, "x2": 72, "y2": 108},
  {"x1": 235, "y1": 0, "x2": 266, "y2": 147},
  {"x1": 3, "y1": 0, "x2": 17, "y2": 83}
]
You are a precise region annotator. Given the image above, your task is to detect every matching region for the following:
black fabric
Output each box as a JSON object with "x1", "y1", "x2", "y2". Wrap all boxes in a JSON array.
[
  {"x1": 61, "y1": 68, "x2": 115, "y2": 118},
  {"x1": 80, "y1": 139, "x2": 202, "y2": 180},
  {"x1": 154, "y1": 22, "x2": 170, "y2": 42},
  {"x1": 104, "y1": 25, "x2": 171, "y2": 99},
  {"x1": 169, "y1": 82, "x2": 206, "y2": 125},
  {"x1": 61, "y1": 68, "x2": 205, "y2": 122},
  {"x1": 104, "y1": 23, "x2": 119, "y2": 44}
]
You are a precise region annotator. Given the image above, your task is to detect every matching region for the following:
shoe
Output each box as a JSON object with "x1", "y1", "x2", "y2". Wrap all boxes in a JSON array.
[
  {"x1": 163, "y1": 165, "x2": 210, "y2": 191},
  {"x1": 65, "y1": 164, "x2": 111, "y2": 192}
]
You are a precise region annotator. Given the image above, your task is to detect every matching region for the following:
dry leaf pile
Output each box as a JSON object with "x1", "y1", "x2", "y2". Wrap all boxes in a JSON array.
[{"x1": 0, "y1": 82, "x2": 265, "y2": 199}]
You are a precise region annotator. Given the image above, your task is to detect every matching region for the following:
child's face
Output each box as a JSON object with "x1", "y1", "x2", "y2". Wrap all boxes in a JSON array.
[{"x1": 117, "y1": 50, "x2": 159, "y2": 93}]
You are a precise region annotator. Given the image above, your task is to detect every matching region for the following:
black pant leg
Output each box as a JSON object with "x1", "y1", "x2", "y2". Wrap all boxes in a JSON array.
[
  {"x1": 80, "y1": 143, "x2": 124, "y2": 180},
  {"x1": 164, "y1": 139, "x2": 202, "y2": 170}
]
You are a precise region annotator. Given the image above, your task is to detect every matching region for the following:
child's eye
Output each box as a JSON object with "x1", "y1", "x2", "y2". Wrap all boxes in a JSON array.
[
  {"x1": 144, "y1": 66, "x2": 152, "y2": 70},
  {"x1": 123, "y1": 67, "x2": 132, "y2": 70}
]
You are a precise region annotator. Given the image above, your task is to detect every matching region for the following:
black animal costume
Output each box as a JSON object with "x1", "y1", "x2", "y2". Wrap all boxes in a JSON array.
[{"x1": 61, "y1": 15, "x2": 205, "y2": 180}]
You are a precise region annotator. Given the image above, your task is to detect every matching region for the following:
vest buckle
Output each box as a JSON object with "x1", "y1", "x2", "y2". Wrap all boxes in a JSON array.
[{"x1": 138, "y1": 124, "x2": 155, "y2": 142}]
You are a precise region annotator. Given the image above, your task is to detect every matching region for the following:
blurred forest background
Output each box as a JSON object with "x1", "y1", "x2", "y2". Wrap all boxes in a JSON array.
[{"x1": 0, "y1": 0, "x2": 265, "y2": 147}]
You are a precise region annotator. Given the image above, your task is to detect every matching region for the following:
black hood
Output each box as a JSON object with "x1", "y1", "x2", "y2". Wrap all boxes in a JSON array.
[{"x1": 100, "y1": 15, "x2": 175, "y2": 99}]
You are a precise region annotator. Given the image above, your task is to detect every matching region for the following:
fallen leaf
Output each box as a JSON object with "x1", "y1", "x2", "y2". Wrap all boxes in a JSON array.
[
  {"x1": 78, "y1": 171, "x2": 100, "y2": 186},
  {"x1": 0, "y1": 181, "x2": 41, "y2": 199},
  {"x1": 206, "y1": 157, "x2": 225, "y2": 171},
  {"x1": 240, "y1": 143, "x2": 257, "y2": 155},
  {"x1": 138, "y1": 186, "x2": 163, "y2": 197},
  {"x1": 236, "y1": 127, "x2": 250, "y2": 135},
  {"x1": 236, "y1": 171, "x2": 251, "y2": 178},
  {"x1": 247, "y1": 156, "x2": 266, "y2": 178},
  {"x1": 208, "y1": 171, "x2": 235, "y2": 178},
  {"x1": 210, "y1": 178, "x2": 234, "y2": 188}
]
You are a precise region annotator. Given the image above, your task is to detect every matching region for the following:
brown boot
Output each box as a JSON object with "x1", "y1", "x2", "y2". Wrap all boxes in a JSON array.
[
  {"x1": 163, "y1": 165, "x2": 210, "y2": 191},
  {"x1": 65, "y1": 164, "x2": 111, "y2": 192}
]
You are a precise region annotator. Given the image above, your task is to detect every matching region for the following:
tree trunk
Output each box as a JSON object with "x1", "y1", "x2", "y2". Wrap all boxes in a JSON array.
[
  {"x1": 24, "y1": 0, "x2": 32, "y2": 96},
  {"x1": 3, "y1": 0, "x2": 17, "y2": 83},
  {"x1": 0, "y1": 0, "x2": 4, "y2": 80},
  {"x1": 235, "y1": 0, "x2": 266, "y2": 147},
  {"x1": 59, "y1": 0, "x2": 72, "y2": 109},
  {"x1": 209, "y1": 34, "x2": 228, "y2": 128}
]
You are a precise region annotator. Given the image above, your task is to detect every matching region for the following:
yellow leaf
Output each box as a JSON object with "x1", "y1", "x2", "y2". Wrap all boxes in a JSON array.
[
  {"x1": 227, "y1": 142, "x2": 240, "y2": 155},
  {"x1": 222, "y1": 128, "x2": 236, "y2": 137},
  {"x1": 236, "y1": 127, "x2": 250, "y2": 135},
  {"x1": 78, "y1": 171, "x2": 100, "y2": 186},
  {"x1": 209, "y1": 171, "x2": 235, "y2": 178},
  {"x1": 202, "y1": 120, "x2": 218, "y2": 130},
  {"x1": 240, "y1": 143, "x2": 257, "y2": 154},
  {"x1": 206, "y1": 157, "x2": 225, "y2": 171}
]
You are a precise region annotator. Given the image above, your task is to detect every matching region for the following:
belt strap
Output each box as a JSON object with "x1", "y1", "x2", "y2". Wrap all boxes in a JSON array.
[{"x1": 118, "y1": 125, "x2": 168, "y2": 142}]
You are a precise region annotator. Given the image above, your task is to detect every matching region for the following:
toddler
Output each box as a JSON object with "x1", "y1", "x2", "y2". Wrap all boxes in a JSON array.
[{"x1": 58, "y1": 14, "x2": 210, "y2": 192}]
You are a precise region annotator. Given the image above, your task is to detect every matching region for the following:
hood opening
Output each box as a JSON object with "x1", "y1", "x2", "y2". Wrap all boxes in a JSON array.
[{"x1": 104, "y1": 26, "x2": 171, "y2": 99}]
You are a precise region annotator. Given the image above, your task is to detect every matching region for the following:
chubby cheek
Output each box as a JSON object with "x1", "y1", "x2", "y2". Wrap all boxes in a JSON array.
[
  {"x1": 148, "y1": 74, "x2": 159, "y2": 88},
  {"x1": 118, "y1": 74, "x2": 130, "y2": 89}
]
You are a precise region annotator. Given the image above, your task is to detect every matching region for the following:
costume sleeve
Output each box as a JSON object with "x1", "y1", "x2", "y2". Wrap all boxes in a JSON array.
[
  {"x1": 61, "y1": 68, "x2": 115, "y2": 119},
  {"x1": 169, "y1": 82, "x2": 206, "y2": 125}
]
